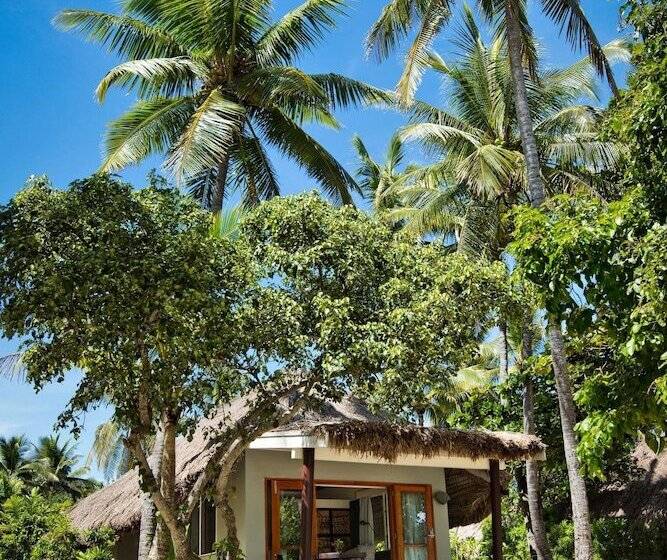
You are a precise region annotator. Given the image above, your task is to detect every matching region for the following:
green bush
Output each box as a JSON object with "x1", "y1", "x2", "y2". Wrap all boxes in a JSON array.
[
  {"x1": 450, "y1": 532, "x2": 484, "y2": 560},
  {"x1": 549, "y1": 518, "x2": 667, "y2": 560},
  {"x1": 0, "y1": 491, "x2": 114, "y2": 560}
]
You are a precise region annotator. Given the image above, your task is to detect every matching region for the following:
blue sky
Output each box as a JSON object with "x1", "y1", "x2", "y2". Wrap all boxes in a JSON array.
[{"x1": 0, "y1": 0, "x2": 626, "y2": 479}]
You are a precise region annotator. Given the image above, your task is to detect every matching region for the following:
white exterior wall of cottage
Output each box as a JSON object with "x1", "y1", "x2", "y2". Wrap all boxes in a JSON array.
[{"x1": 217, "y1": 448, "x2": 453, "y2": 560}]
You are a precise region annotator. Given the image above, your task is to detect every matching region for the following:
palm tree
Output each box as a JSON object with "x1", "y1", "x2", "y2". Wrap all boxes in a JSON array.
[
  {"x1": 383, "y1": 13, "x2": 627, "y2": 559},
  {"x1": 392, "y1": 19, "x2": 625, "y2": 239},
  {"x1": 56, "y1": 0, "x2": 391, "y2": 212},
  {"x1": 86, "y1": 421, "x2": 132, "y2": 483},
  {"x1": 425, "y1": 343, "x2": 500, "y2": 425},
  {"x1": 367, "y1": 4, "x2": 620, "y2": 555},
  {"x1": 0, "y1": 470, "x2": 25, "y2": 502},
  {"x1": 367, "y1": 0, "x2": 617, "y2": 201},
  {"x1": 0, "y1": 436, "x2": 37, "y2": 484},
  {"x1": 352, "y1": 134, "x2": 410, "y2": 216},
  {"x1": 32, "y1": 435, "x2": 98, "y2": 499}
]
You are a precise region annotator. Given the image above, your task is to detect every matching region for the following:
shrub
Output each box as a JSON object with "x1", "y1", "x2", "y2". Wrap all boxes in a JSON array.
[
  {"x1": 549, "y1": 517, "x2": 667, "y2": 560},
  {"x1": 0, "y1": 491, "x2": 114, "y2": 560}
]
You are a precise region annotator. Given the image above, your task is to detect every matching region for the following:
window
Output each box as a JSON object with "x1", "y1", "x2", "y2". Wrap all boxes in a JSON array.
[
  {"x1": 317, "y1": 508, "x2": 352, "y2": 552},
  {"x1": 189, "y1": 498, "x2": 216, "y2": 556}
]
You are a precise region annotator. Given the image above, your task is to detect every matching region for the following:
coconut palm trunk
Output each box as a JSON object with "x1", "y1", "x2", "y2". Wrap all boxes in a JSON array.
[
  {"x1": 505, "y1": 3, "x2": 593, "y2": 558},
  {"x1": 210, "y1": 158, "x2": 230, "y2": 214},
  {"x1": 138, "y1": 428, "x2": 165, "y2": 560},
  {"x1": 548, "y1": 317, "x2": 593, "y2": 560},
  {"x1": 504, "y1": 1, "x2": 545, "y2": 207},
  {"x1": 521, "y1": 326, "x2": 552, "y2": 560},
  {"x1": 498, "y1": 321, "x2": 509, "y2": 379}
]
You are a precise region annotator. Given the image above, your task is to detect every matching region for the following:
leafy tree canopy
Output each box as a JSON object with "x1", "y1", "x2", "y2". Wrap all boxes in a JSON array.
[
  {"x1": 0, "y1": 175, "x2": 509, "y2": 556},
  {"x1": 0, "y1": 174, "x2": 251, "y2": 437}
]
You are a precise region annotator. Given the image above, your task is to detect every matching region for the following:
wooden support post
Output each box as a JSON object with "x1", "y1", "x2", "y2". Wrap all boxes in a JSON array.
[
  {"x1": 490, "y1": 459, "x2": 503, "y2": 560},
  {"x1": 299, "y1": 448, "x2": 315, "y2": 560}
]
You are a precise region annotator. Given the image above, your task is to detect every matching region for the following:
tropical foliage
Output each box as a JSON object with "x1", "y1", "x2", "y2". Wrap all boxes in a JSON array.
[
  {"x1": 55, "y1": 0, "x2": 391, "y2": 210},
  {"x1": 378, "y1": 8, "x2": 627, "y2": 253},
  {"x1": 0, "y1": 492, "x2": 113, "y2": 560},
  {"x1": 0, "y1": 434, "x2": 98, "y2": 501}
]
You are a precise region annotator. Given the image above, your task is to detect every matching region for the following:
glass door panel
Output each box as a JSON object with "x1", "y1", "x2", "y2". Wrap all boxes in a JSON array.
[
  {"x1": 270, "y1": 480, "x2": 317, "y2": 560},
  {"x1": 392, "y1": 485, "x2": 436, "y2": 560},
  {"x1": 278, "y1": 489, "x2": 301, "y2": 560}
]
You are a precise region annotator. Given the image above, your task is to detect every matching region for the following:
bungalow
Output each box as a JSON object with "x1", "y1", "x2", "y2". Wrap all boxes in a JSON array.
[{"x1": 70, "y1": 397, "x2": 545, "y2": 560}]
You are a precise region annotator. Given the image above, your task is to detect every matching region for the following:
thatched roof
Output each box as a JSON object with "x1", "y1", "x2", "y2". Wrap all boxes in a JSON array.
[
  {"x1": 592, "y1": 441, "x2": 667, "y2": 528},
  {"x1": 70, "y1": 396, "x2": 544, "y2": 532},
  {"x1": 445, "y1": 468, "x2": 511, "y2": 528},
  {"x1": 315, "y1": 421, "x2": 544, "y2": 463}
]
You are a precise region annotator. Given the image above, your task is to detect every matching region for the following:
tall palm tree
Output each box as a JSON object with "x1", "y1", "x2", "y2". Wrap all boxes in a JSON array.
[
  {"x1": 0, "y1": 436, "x2": 37, "y2": 484},
  {"x1": 56, "y1": 0, "x2": 391, "y2": 212},
  {"x1": 367, "y1": 4, "x2": 620, "y2": 555},
  {"x1": 383, "y1": 13, "x2": 627, "y2": 559},
  {"x1": 33, "y1": 435, "x2": 98, "y2": 499},
  {"x1": 367, "y1": 0, "x2": 616, "y2": 202}
]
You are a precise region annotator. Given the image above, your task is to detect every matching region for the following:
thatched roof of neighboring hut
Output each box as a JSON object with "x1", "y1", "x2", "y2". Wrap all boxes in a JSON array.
[
  {"x1": 591, "y1": 441, "x2": 667, "y2": 528},
  {"x1": 70, "y1": 395, "x2": 544, "y2": 532}
]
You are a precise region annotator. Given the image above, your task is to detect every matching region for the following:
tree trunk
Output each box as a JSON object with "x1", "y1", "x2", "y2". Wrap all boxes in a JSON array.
[
  {"x1": 506, "y1": 2, "x2": 592, "y2": 555},
  {"x1": 498, "y1": 321, "x2": 509, "y2": 380},
  {"x1": 210, "y1": 158, "x2": 230, "y2": 214},
  {"x1": 520, "y1": 324, "x2": 552, "y2": 560},
  {"x1": 504, "y1": 1, "x2": 545, "y2": 207},
  {"x1": 514, "y1": 467, "x2": 537, "y2": 560},
  {"x1": 548, "y1": 317, "x2": 594, "y2": 560},
  {"x1": 138, "y1": 429, "x2": 165, "y2": 560},
  {"x1": 127, "y1": 427, "x2": 197, "y2": 560},
  {"x1": 161, "y1": 416, "x2": 199, "y2": 560},
  {"x1": 523, "y1": 381, "x2": 553, "y2": 560},
  {"x1": 216, "y1": 464, "x2": 242, "y2": 560}
]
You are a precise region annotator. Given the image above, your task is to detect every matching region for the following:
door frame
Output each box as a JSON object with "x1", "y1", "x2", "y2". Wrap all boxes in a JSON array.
[
  {"x1": 265, "y1": 478, "x2": 436, "y2": 560},
  {"x1": 391, "y1": 484, "x2": 437, "y2": 560}
]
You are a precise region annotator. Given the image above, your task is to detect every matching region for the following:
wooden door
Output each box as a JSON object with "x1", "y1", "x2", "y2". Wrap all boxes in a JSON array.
[
  {"x1": 391, "y1": 485, "x2": 437, "y2": 560},
  {"x1": 269, "y1": 480, "x2": 317, "y2": 560}
]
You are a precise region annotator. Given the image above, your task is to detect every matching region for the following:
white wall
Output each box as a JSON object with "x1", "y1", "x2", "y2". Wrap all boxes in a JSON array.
[{"x1": 233, "y1": 449, "x2": 451, "y2": 560}]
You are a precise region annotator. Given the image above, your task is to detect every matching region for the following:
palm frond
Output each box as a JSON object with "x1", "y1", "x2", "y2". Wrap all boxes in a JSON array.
[
  {"x1": 257, "y1": 0, "x2": 347, "y2": 65},
  {"x1": 255, "y1": 108, "x2": 358, "y2": 204},
  {"x1": 310, "y1": 74, "x2": 394, "y2": 109},
  {"x1": 96, "y1": 56, "x2": 203, "y2": 101},
  {"x1": 456, "y1": 144, "x2": 522, "y2": 198},
  {"x1": 237, "y1": 66, "x2": 328, "y2": 110},
  {"x1": 53, "y1": 9, "x2": 186, "y2": 59},
  {"x1": 542, "y1": 38, "x2": 631, "y2": 101},
  {"x1": 0, "y1": 353, "x2": 26, "y2": 382},
  {"x1": 396, "y1": 1, "x2": 451, "y2": 105},
  {"x1": 229, "y1": 131, "x2": 280, "y2": 207},
  {"x1": 367, "y1": 0, "x2": 451, "y2": 62},
  {"x1": 86, "y1": 421, "x2": 130, "y2": 482},
  {"x1": 166, "y1": 90, "x2": 246, "y2": 180},
  {"x1": 102, "y1": 96, "x2": 196, "y2": 171},
  {"x1": 539, "y1": 0, "x2": 619, "y2": 93},
  {"x1": 399, "y1": 122, "x2": 482, "y2": 151},
  {"x1": 210, "y1": 205, "x2": 247, "y2": 240}
]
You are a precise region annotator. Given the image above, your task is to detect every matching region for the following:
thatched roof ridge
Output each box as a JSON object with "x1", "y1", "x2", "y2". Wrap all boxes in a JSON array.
[{"x1": 69, "y1": 395, "x2": 544, "y2": 532}]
